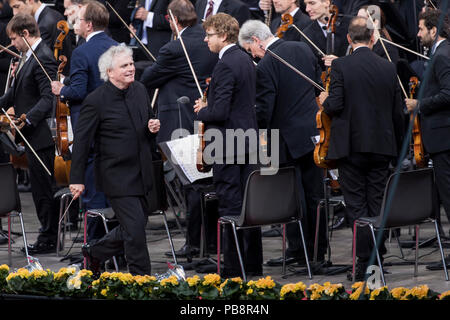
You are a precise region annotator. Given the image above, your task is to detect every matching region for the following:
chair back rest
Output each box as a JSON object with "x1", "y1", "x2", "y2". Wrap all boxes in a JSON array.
[
  {"x1": 377, "y1": 168, "x2": 435, "y2": 228},
  {"x1": 0, "y1": 163, "x2": 21, "y2": 216},
  {"x1": 238, "y1": 167, "x2": 302, "y2": 227}
]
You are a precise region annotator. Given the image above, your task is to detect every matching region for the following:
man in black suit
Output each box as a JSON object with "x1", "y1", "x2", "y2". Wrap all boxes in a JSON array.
[
  {"x1": 129, "y1": 0, "x2": 172, "y2": 59},
  {"x1": 239, "y1": 19, "x2": 325, "y2": 266},
  {"x1": 70, "y1": 44, "x2": 161, "y2": 276},
  {"x1": 405, "y1": 9, "x2": 450, "y2": 270},
  {"x1": 140, "y1": 0, "x2": 218, "y2": 258},
  {"x1": 194, "y1": 13, "x2": 262, "y2": 278},
  {"x1": 258, "y1": 0, "x2": 311, "y2": 40},
  {"x1": 63, "y1": 0, "x2": 85, "y2": 48},
  {"x1": 302, "y1": 0, "x2": 350, "y2": 70},
  {"x1": 1, "y1": 13, "x2": 58, "y2": 253},
  {"x1": 195, "y1": 0, "x2": 251, "y2": 26},
  {"x1": 8, "y1": 0, "x2": 72, "y2": 74},
  {"x1": 321, "y1": 16, "x2": 404, "y2": 280}
]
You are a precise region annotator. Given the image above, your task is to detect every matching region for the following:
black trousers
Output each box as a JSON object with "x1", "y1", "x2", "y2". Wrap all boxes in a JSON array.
[
  {"x1": 430, "y1": 150, "x2": 450, "y2": 224},
  {"x1": 27, "y1": 145, "x2": 58, "y2": 244},
  {"x1": 284, "y1": 151, "x2": 326, "y2": 259},
  {"x1": 90, "y1": 196, "x2": 151, "y2": 276},
  {"x1": 213, "y1": 162, "x2": 263, "y2": 275},
  {"x1": 338, "y1": 153, "x2": 390, "y2": 262}
]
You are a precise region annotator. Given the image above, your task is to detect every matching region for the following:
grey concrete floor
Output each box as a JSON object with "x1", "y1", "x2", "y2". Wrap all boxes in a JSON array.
[{"x1": 2, "y1": 191, "x2": 450, "y2": 293}]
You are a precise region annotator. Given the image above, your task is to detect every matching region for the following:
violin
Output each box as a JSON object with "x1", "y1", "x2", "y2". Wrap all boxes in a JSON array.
[
  {"x1": 313, "y1": 4, "x2": 338, "y2": 170},
  {"x1": 53, "y1": 20, "x2": 72, "y2": 186},
  {"x1": 276, "y1": 13, "x2": 293, "y2": 38},
  {"x1": 197, "y1": 78, "x2": 212, "y2": 173},
  {"x1": 409, "y1": 76, "x2": 427, "y2": 168}
]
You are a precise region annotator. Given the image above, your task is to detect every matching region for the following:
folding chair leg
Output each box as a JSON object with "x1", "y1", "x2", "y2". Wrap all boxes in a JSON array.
[
  {"x1": 395, "y1": 229, "x2": 405, "y2": 259},
  {"x1": 282, "y1": 224, "x2": 286, "y2": 275},
  {"x1": 313, "y1": 202, "x2": 321, "y2": 263},
  {"x1": 352, "y1": 222, "x2": 357, "y2": 282},
  {"x1": 56, "y1": 195, "x2": 65, "y2": 256},
  {"x1": 230, "y1": 223, "x2": 246, "y2": 282},
  {"x1": 434, "y1": 220, "x2": 449, "y2": 281},
  {"x1": 298, "y1": 221, "x2": 312, "y2": 279},
  {"x1": 415, "y1": 225, "x2": 419, "y2": 277},
  {"x1": 161, "y1": 211, "x2": 178, "y2": 265},
  {"x1": 369, "y1": 225, "x2": 386, "y2": 286},
  {"x1": 83, "y1": 211, "x2": 88, "y2": 269},
  {"x1": 8, "y1": 215, "x2": 12, "y2": 266},
  {"x1": 101, "y1": 216, "x2": 118, "y2": 272},
  {"x1": 18, "y1": 212, "x2": 30, "y2": 266},
  {"x1": 217, "y1": 220, "x2": 222, "y2": 275}
]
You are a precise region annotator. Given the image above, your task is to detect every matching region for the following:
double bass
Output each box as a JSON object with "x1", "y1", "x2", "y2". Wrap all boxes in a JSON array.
[
  {"x1": 53, "y1": 20, "x2": 72, "y2": 186},
  {"x1": 313, "y1": 4, "x2": 339, "y2": 170},
  {"x1": 409, "y1": 76, "x2": 427, "y2": 168}
]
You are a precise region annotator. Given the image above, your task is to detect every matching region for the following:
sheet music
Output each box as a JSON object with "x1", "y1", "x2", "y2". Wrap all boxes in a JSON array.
[{"x1": 166, "y1": 134, "x2": 212, "y2": 183}]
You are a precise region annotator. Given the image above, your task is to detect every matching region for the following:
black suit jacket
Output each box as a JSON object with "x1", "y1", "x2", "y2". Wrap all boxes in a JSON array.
[
  {"x1": 140, "y1": 24, "x2": 218, "y2": 143},
  {"x1": 197, "y1": 45, "x2": 257, "y2": 158},
  {"x1": 323, "y1": 47, "x2": 405, "y2": 159},
  {"x1": 419, "y1": 40, "x2": 450, "y2": 154},
  {"x1": 70, "y1": 81, "x2": 155, "y2": 198},
  {"x1": 301, "y1": 17, "x2": 350, "y2": 70},
  {"x1": 144, "y1": 0, "x2": 172, "y2": 58},
  {"x1": 38, "y1": 6, "x2": 73, "y2": 75},
  {"x1": 195, "y1": 0, "x2": 251, "y2": 26},
  {"x1": 256, "y1": 39, "x2": 321, "y2": 163},
  {"x1": 270, "y1": 9, "x2": 311, "y2": 41},
  {"x1": 0, "y1": 41, "x2": 57, "y2": 151}
]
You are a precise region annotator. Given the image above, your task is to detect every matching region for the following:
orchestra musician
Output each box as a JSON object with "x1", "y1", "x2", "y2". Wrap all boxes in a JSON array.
[
  {"x1": 258, "y1": 0, "x2": 312, "y2": 40},
  {"x1": 1, "y1": 13, "x2": 58, "y2": 254},
  {"x1": 63, "y1": 0, "x2": 86, "y2": 48},
  {"x1": 194, "y1": 0, "x2": 252, "y2": 26},
  {"x1": 70, "y1": 44, "x2": 161, "y2": 276},
  {"x1": 193, "y1": 13, "x2": 263, "y2": 278},
  {"x1": 51, "y1": 0, "x2": 117, "y2": 244},
  {"x1": 8, "y1": 0, "x2": 73, "y2": 75},
  {"x1": 140, "y1": 0, "x2": 218, "y2": 258},
  {"x1": 239, "y1": 19, "x2": 325, "y2": 266},
  {"x1": 320, "y1": 16, "x2": 405, "y2": 281},
  {"x1": 404, "y1": 9, "x2": 450, "y2": 271}
]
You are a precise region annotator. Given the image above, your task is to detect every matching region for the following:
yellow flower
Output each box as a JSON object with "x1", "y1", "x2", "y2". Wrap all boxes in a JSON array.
[
  {"x1": 101, "y1": 288, "x2": 108, "y2": 296},
  {"x1": 202, "y1": 273, "x2": 221, "y2": 286},
  {"x1": 246, "y1": 288, "x2": 254, "y2": 295},
  {"x1": 186, "y1": 275, "x2": 200, "y2": 287},
  {"x1": 160, "y1": 275, "x2": 179, "y2": 287},
  {"x1": 310, "y1": 291, "x2": 322, "y2": 300},
  {"x1": 391, "y1": 287, "x2": 408, "y2": 300},
  {"x1": 134, "y1": 275, "x2": 153, "y2": 286},
  {"x1": 79, "y1": 270, "x2": 93, "y2": 278},
  {"x1": 439, "y1": 290, "x2": 450, "y2": 300},
  {"x1": 0, "y1": 264, "x2": 9, "y2": 272},
  {"x1": 406, "y1": 285, "x2": 429, "y2": 299},
  {"x1": 255, "y1": 276, "x2": 275, "y2": 289},
  {"x1": 230, "y1": 277, "x2": 243, "y2": 284},
  {"x1": 92, "y1": 279, "x2": 100, "y2": 287}
]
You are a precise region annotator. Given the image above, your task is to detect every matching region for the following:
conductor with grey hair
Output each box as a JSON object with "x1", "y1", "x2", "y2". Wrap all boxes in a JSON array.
[
  {"x1": 239, "y1": 20, "x2": 326, "y2": 267},
  {"x1": 70, "y1": 44, "x2": 161, "y2": 276}
]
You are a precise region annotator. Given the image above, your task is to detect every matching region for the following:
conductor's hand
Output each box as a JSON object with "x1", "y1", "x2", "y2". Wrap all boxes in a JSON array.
[
  {"x1": 148, "y1": 118, "x2": 160, "y2": 133},
  {"x1": 259, "y1": 0, "x2": 272, "y2": 11},
  {"x1": 193, "y1": 98, "x2": 207, "y2": 114},
  {"x1": 69, "y1": 184, "x2": 85, "y2": 200}
]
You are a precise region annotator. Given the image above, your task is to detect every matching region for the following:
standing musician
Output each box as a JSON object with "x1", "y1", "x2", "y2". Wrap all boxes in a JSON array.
[
  {"x1": 140, "y1": 0, "x2": 218, "y2": 258},
  {"x1": 70, "y1": 44, "x2": 161, "y2": 276},
  {"x1": 258, "y1": 0, "x2": 311, "y2": 40},
  {"x1": 1, "y1": 13, "x2": 59, "y2": 254},
  {"x1": 8, "y1": 0, "x2": 73, "y2": 75},
  {"x1": 239, "y1": 19, "x2": 325, "y2": 266},
  {"x1": 320, "y1": 16, "x2": 405, "y2": 281},
  {"x1": 63, "y1": 0, "x2": 86, "y2": 48},
  {"x1": 193, "y1": 13, "x2": 263, "y2": 278},
  {"x1": 194, "y1": 0, "x2": 252, "y2": 27},
  {"x1": 51, "y1": 0, "x2": 118, "y2": 243},
  {"x1": 302, "y1": 0, "x2": 350, "y2": 70},
  {"x1": 404, "y1": 9, "x2": 450, "y2": 271}
]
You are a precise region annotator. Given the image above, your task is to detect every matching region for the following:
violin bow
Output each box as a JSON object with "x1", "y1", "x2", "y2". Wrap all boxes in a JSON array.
[
  {"x1": 289, "y1": 24, "x2": 326, "y2": 57},
  {"x1": 378, "y1": 37, "x2": 430, "y2": 60},
  {"x1": 264, "y1": 47, "x2": 325, "y2": 92},
  {"x1": 20, "y1": 35, "x2": 53, "y2": 83},
  {"x1": 0, "y1": 44, "x2": 21, "y2": 59},
  {"x1": 168, "y1": 9, "x2": 204, "y2": 99},
  {"x1": 367, "y1": 11, "x2": 408, "y2": 99},
  {"x1": 1, "y1": 109, "x2": 52, "y2": 176}
]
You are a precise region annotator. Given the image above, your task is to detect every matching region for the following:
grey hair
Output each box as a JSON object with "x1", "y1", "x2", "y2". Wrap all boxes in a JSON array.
[
  {"x1": 98, "y1": 43, "x2": 133, "y2": 82},
  {"x1": 238, "y1": 20, "x2": 273, "y2": 46}
]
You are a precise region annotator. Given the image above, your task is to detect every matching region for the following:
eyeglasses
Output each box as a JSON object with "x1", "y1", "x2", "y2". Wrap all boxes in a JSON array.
[{"x1": 205, "y1": 32, "x2": 218, "y2": 38}]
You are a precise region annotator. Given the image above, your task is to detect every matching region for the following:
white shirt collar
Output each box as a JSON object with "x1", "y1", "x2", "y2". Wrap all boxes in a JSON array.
[
  {"x1": 431, "y1": 39, "x2": 445, "y2": 55},
  {"x1": 25, "y1": 38, "x2": 42, "y2": 61},
  {"x1": 219, "y1": 43, "x2": 235, "y2": 59},
  {"x1": 265, "y1": 37, "x2": 279, "y2": 50},
  {"x1": 352, "y1": 45, "x2": 369, "y2": 53},
  {"x1": 179, "y1": 27, "x2": 187, "y2": 37},
  {"x1": 86, "y1": 31, "x2": 103, "y2": 42},
  {"x1": 290, "y1": 7, "x2": 299, "y2": 17},
  {"x1": 34, "y1": 3, "x2": 46, "y2": 22}
]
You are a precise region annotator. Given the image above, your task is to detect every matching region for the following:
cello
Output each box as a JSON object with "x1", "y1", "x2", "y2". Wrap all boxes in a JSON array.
[
  {"x1": 53, "y1": 20, "x2": 72, "y2": 186},
  {"x1": 409, "y1": 76, "x2": 427, "y2": 168},
  {"x1": 313, "y1": 4, "x2": 339, "y2": 170}
]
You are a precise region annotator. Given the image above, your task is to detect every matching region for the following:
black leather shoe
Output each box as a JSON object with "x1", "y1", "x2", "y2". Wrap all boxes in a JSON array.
[
  {"x1": 347, "y1": 262, "x2": 368, "y2": 282},
  {"x1": 23, "y1": 241, "x2": 56, "y2": 254},
  {"x1": 262, "y1": 227, "x2": 282, "y2": 237},
  {"x1": 81, "y1": 244, "x2": 102, "y2": 278},
  {"x1": 165, "y1": 244, "x2": 200, "y2": 258},
  {"x1": 266, "y1": 256, "x2": 302, "y2": 267},
  {"x1": 426, "y1": 255, "x2": 450, "y2": 271}
]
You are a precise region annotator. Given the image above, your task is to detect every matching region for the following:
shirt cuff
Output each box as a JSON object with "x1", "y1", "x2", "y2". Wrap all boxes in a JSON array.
[{"x1": 144, "y1": 12, "x2": 154, "y2": 29}]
